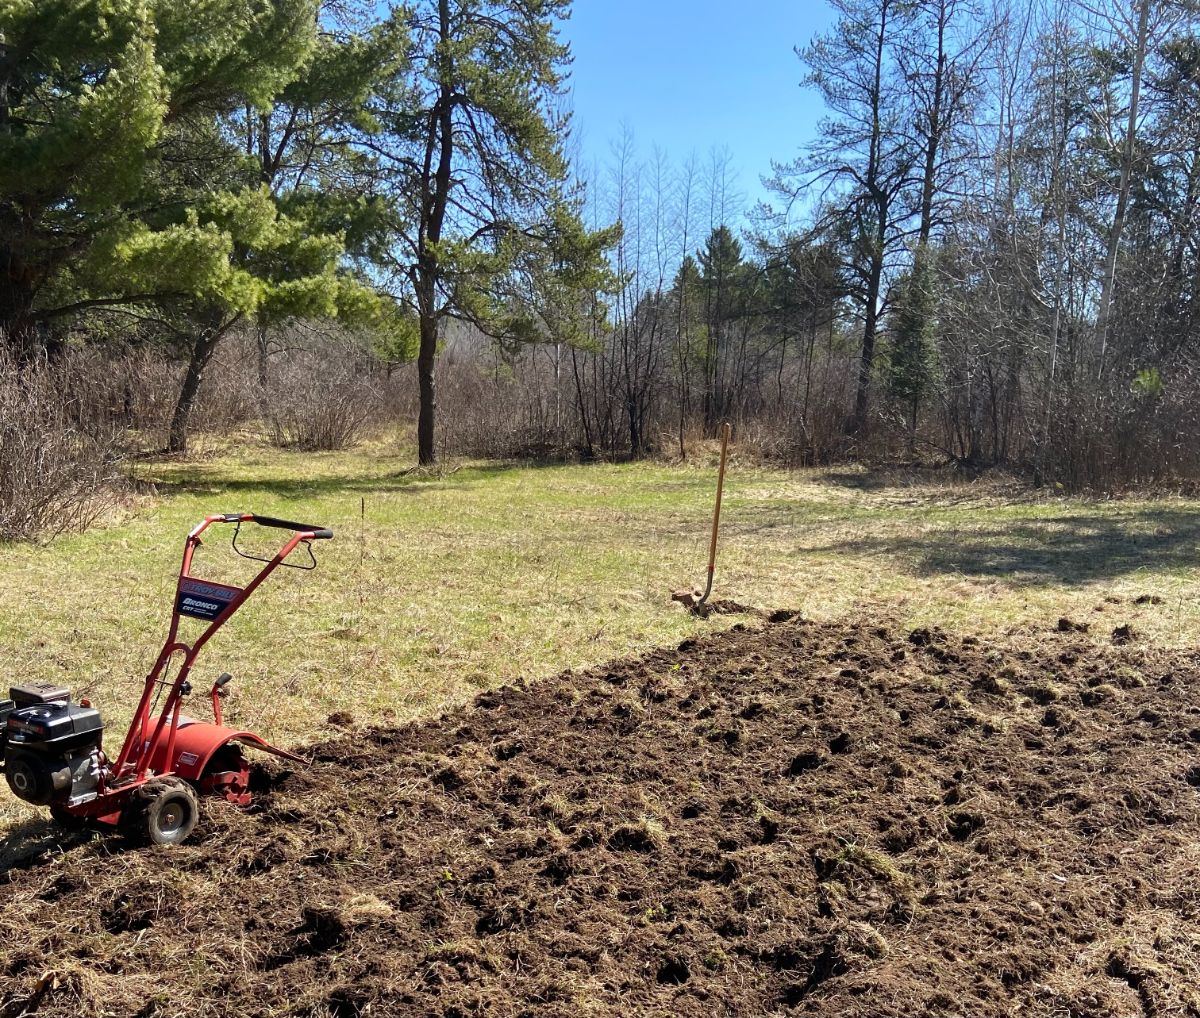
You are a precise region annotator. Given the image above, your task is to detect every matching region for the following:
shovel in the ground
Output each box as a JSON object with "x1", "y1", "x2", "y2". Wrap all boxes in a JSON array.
[{"x1": 673, "y1": 422, "x2": 732, "y2": 612}]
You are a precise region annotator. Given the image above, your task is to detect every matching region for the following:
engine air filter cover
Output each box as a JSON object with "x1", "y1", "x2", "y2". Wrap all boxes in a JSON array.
[{"x1": 10, "y1": 683, "x2": 71, "y2": 708}]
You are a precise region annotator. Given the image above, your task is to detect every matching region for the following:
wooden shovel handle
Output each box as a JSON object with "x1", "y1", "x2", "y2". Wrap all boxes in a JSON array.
[{"x1": 700, "y1": 422, "x2": 732, "y2": 604}]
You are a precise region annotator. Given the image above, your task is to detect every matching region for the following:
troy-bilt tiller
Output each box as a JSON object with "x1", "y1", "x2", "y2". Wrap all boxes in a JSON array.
[{"x1": 0, "y1": 513, "x2": 332, "y2": 845}]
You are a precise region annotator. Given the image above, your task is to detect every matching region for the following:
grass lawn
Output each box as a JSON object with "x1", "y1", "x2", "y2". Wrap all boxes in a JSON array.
[{"x1": 1, "y1": 433, "x2": 1199, "y2": 830}]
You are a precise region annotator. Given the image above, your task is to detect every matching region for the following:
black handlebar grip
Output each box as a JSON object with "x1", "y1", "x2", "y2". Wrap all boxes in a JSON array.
[
  {"x1": 250, "y1": 515, "x2": 332, "y2": 537},
  {"x1": 215, "y1": 672, "x2": 233, "y2": 688}
]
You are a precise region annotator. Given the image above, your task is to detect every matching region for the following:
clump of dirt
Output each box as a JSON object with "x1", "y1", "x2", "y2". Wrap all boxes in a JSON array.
[
  {"x1": 3, "y1": 616, "x2": 1200, "y2": 1017},
  {"x1": 669, "y1": 589, "x2": 761, "y2": 619},
  {"x1": 1112, "y1": 623, "x2": 1138, "y2": 645},
  {"x1": 1056, "y1": 617, "x2": 1089, "y2": 633},
  {"x1": 689, "y1": 597, "x2": 761, "y2": 619}
]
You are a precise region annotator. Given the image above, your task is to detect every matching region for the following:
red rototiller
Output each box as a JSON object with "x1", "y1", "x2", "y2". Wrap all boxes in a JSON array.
[{"x1": 0, "y1": 514, "x2": 332, "y2": 845}]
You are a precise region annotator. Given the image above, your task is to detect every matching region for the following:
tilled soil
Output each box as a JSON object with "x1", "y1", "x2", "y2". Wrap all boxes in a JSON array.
[{"x1": 3, "y1": 614, "x2": 1200, "y2": 1017}]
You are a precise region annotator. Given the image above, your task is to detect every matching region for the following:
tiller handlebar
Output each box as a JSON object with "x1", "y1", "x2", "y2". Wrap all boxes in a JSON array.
[{"x1": 111, "y1": 514, "x2": 333, "y2": 785}]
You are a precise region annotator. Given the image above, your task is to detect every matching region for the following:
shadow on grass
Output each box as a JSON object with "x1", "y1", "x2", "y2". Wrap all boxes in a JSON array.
[
  {"x1": 821, "y1": 468, "x2": 942, "y2": 492},
  {"x1": 147, "y1": 459, "x2": 551, "y2": 500},
  {"x1": 811, "y1": 509, "x2": 1200, "y2": 586},
  {"x1": 820, "y1": 466, "x2": 1030, "y2": 499},
  {"x1": 145, "y1": 457, "x2": 707, "y2": 505},
  {"x1": 0, "y1": 816, "x2": 92, "y2": 874}
]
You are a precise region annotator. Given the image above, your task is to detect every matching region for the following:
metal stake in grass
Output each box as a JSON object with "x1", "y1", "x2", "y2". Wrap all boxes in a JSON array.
[{"x1": 673, "y1": 422, "x2": 732, "y2": 611}]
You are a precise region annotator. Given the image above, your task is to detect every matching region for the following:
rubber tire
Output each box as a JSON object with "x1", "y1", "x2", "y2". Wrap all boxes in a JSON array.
[{"x1": 124, "y1": 778, "x2": 200, "y2": 846}]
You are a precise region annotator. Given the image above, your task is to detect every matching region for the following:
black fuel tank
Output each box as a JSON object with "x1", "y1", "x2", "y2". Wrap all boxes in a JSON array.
[{"x1": 5, "y1": 700, "x2": 104, "y2": 754}]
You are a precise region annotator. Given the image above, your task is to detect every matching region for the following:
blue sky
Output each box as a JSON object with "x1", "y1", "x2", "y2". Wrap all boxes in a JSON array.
[{"x1": 563, "y1": 0, "x2": 838, "y2": 217}]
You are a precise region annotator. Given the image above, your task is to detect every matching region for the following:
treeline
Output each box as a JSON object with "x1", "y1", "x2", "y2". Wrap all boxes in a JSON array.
[
  {"x1": 6, "y1": 0, "x2": 1200, "y2": 542},
  {"x1": 458, "y1": 0, "x2": 1200, "y2": 492}
]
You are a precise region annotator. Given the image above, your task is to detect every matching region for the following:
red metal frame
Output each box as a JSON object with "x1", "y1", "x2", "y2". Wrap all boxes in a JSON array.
[{"x1": 69, "y1": 514, "x2": 327, "y2": 822}]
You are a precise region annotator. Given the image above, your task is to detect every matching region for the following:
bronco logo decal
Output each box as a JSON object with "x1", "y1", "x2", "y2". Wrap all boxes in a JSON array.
[{"x1": 176, "y1": 578, "x2": 241, "y2": 621}]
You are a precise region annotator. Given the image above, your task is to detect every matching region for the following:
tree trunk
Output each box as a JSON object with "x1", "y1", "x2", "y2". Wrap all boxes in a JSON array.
[
  {"x1": 256, "y1": 320, "x2": 270, "y2": 388},
  {"x1": 0, "y1": 298, "x2": 38, "y2": 360},
  {"x1": 168, "y1": 311, "x2": 232, "y2": 454},
  {"x1": 851, "y1": 246, "x2": 884, "y2": 439},
  {"x1": 416, "y1": 305, "x2": 438, "y2": 465},
  {"x1": 0, "y1": 34, "x2": 9, "y2": 138},
  {"x1": 0, "y1": 44, "x2": 33, "y2": 360},
  {"x1": 849, "y1": 0, "x2": 890, "y2": 442},
  {"x1": 409, "y1": 0, "x2": 454, "y2": 467},
  {"x1": 917, "y1": 1, "x2": 946, "y2": 249},
  {"x1": 0, "y1": 239, "x2": 41, "y2": 361},
  {"x1": 1034, "y1": 20, "x2": 1071, "y2": 488},
  {"x1": 702, "y1": 318, "x2": 721, "y2": 436},
  {"x1": 1096, "y1": 0, "x2": 1151, "y2": 377},
  {"x1": 569, "y1": 344, "x2": 595, "y2": 458}
]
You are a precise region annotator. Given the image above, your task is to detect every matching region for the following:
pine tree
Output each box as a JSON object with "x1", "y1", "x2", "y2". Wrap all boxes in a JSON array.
[
  {"x1": 0, "y1": 0, "x2": 319, "y2": 357},
  {"x1": 885, "y1": 253, "x2": 936, "y2": 456},
  {"x1": 771, "y1": 0, "x2": 919, "y2": 439},
  {"x1": 375, "y1": 0, "x2": 617, "y2": 465},
  {"x1": 697, "y1": 225, "x2": 744, "y2": 433},
  {"x1": 159, "y1": 10, "x2": 410, "y2": 451}
]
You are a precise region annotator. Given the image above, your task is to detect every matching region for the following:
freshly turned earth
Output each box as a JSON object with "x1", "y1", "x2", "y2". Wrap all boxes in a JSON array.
[{"x1": 2, "y1": 614, "x2": 1200, "y2": 1017}]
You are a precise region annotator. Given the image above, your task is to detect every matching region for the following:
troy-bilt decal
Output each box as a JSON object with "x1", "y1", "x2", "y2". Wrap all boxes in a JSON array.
[{"x1": 176, "y1": 578, "x2": 241, "y2": 621}]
